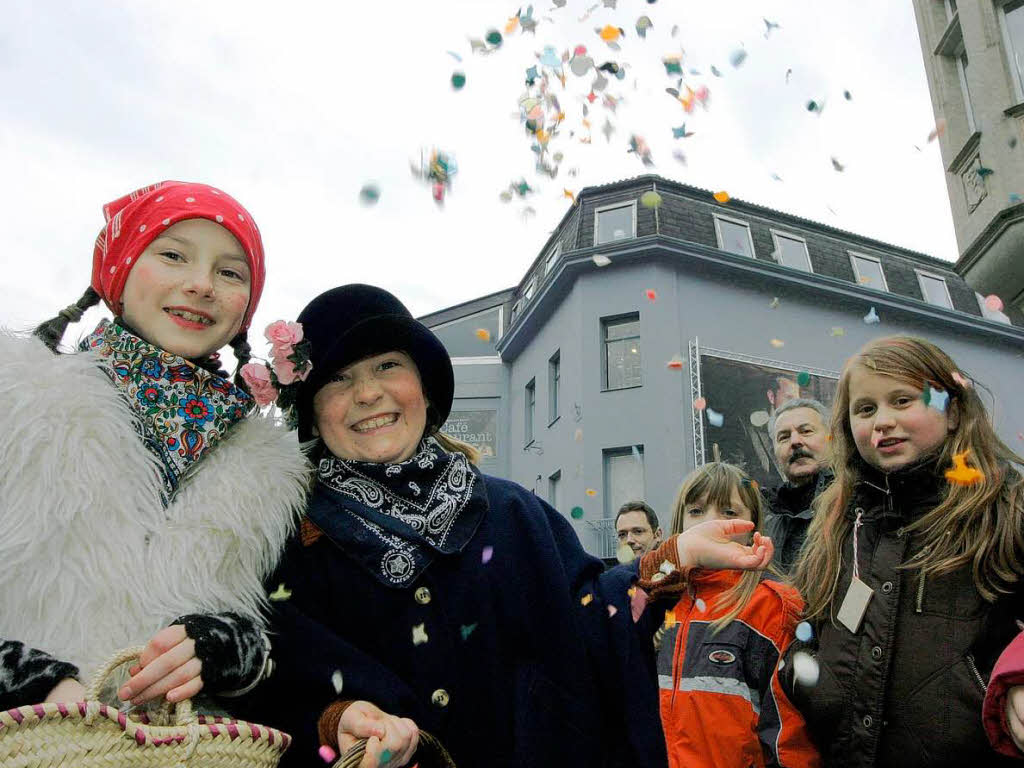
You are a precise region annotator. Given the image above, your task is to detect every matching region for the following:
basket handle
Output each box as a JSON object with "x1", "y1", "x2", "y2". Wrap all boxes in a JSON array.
[
  {"x1": 85, "y1": 646, "x2": 193, "y2": 724},
  {"x1": 335, "y1": 731, "x2": 455, "y2": 768}
]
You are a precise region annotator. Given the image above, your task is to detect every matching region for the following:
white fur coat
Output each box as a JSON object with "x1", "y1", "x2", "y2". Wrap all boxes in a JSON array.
[{"x1": 0, "y1": 331, "x2": 310, "y2": 683}]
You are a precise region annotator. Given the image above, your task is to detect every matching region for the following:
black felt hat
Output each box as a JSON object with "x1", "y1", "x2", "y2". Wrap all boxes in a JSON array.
[{"x1": 295, "y1": 284, "x2": 454, "y2": 442}]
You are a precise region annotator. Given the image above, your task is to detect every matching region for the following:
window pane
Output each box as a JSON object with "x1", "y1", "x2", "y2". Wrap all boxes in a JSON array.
[
  {"x1": 718, "y1": 219, "x2": 753, "y2": 257},
  {"x1": 604, "y1": 317, "x2": 639, "y2": 341},
  {"x1": 958, "y1": 51, "x2": 976, "y2": 132},
  {"x1": 606, "y1": 338, "x2": 642, "y2": 389},
  {"x1": 1007, "y1": 2, "x2": 1024, "y2": 92},
  {"x1": 852, "y1": 256, "x2": 887, "y2": 290},
  {"x1": 604, "y1": 448, "x2": 645, "y2": 518},
  {"x1": 775, "y1": 235, "x2": 811, "y2": 271},
  {"x1": 919, "y1": 274, "x2": 952, "y2": 308},
  {"x1": 545, "y1": 244, "x2": 561, "y2": 274},
  {"x1": 525, "y1": 381, "x2": 535, "y2": 443},
  {"x1": 596, "y1": 206, "x2": 634, "y2": 244},
  {"x1": 549, "y1": 353, "x2": 560, "y2": 420},
  {"x1": 548, "y1": 471, "x2": 561, "y2": 510}
]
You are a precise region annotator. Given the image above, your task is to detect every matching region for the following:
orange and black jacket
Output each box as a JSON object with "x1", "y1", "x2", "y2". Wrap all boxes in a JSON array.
[{"x1": 656, "y1": 569, "x2": 820, "y2": 768}]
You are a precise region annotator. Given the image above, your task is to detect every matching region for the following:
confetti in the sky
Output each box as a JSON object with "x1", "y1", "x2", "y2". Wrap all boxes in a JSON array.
[
  {"x1": 797, "y1": 371, "x2": 811, "y2": 387},
  {"x1": 763, "y1": 18, "x2": 780, "y2": 37},
  {"x1": 481, "y1": 545, "x2": 494, "y2": 564},
  {"x1": 769, "y1": 297, "x2": 780, "y2": 309},
  {"x1": 830, "y1": 326, "x2": 846, "y2": 337},
  {"x1": 713, "y1": 190, "x2": 730, "y2": 204},
  {"x1": 331, "y1": 670, "x2": 344, "y2": 694},
  {"x1": 318, "y1": 746, "x2": 336, "y2": 764},
  {"x1": 571, "y1": 505, "x2": 584, "y2": 519},
  {"x1": 412, "y1": 623, "x2": 429, "y2": 646},
  {"x1": 928, "y1": 118, "x2": 947, "y2": 142},
  {"x1": 574, "y1": 428, "x2": 583, "y2": 442},
  {"x1": 640, "y1": 191, "x2": 663, "y2": 208},
  {"x1": 593, "y1": 254, "x2": 612, "y2": 267},
  {"x1": 475, "y1": 328, "x2": 491, "y2": 342},
  {"x1": 645, "y1": 288, "x2": 657, "y2": 301},
  {"x1": 729, "y1": 49, "x2": 747, "y2": 68},
  {"x1": 616, "y1": 543, "x2": 636, "y2": 564},
  {"x1": 793, "y1": 651, "x2": 820, "y2": 687},
  {"x1": 671, "y1": 123, "x2": 694, "y2": 139},
  {"x1": 831, "y1": 157, "x2": 846, "y2": 172},
  {"x1": 923, "y1": 385, "x2": 950, "y2": 412},
  {"x1": 358, "y1": 183, "x2": 380, "y2": 206},
  {"x1": 581, "y1": 593, "x2": 594, "y2": 606},
  {"x1": 666, "y1": 357, "x2": 684, "y2": 369},
  {"x1": 706, "y1": 408, "x2": 724, "y2": 427},
  {"x1": 984, "y1": 294, "x2": 1004, "y2": 312},
  {"x1": 607, "y1": 604, "x2": 618, "y2": 617},
  {"x1": 451, "y1": 71, "x2": 466, "y2": 90},
  {"x1": 598, "y1": 24, "x2": 623, "y2": 43},
  {"x1": 770, "y1": 338, "x2": 785, "y2": 348},
  {"x1": 564, "y1": 188, "x2": 577, "y2": 203},
  {"x1": 636, "y1": 16, "x2": 652, "y2": 37},
  {"x1": 269, "y1": 583, "x2": 292, "y2": 601},
  {"x1": 864, "y1": 307, "x2": 880, "y2": 325},
  {"x1": 460, "y1": 623, "x2": 478, "y2": 641},
  {"x1": 945, "y1": 450, "x2": 984, "y2": 486},
  {"x1": 586, "y1": 488, "x2": 598, "y2": 496},
  {"x1": 693, "y1": 397, "x2": 707, "y2": 411}
]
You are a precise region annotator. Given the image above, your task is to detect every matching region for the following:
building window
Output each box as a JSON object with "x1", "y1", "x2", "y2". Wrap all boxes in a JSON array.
[
  {"x1": 548, "y1": 470, "x2": 561, "y2": 511},
  {"x1": 525, "y1": 378, "x2": 535, "y2": 445},
  {"x1": 977, "y1": 292, "x2": 1012, "y2": 323},
  {"x1": 602, "y1": 314, "x2": 642, "y2": 390},
  {"x1": 511, "y1": 300, "x2": 521, "y2": 322},
  {"x1": 945, "y1": 0, "x2": 958, "y2": 22},
  {"x1": 955, "y1": 46, "x2": 977, "y2": 133},
  {"x1": 849, "y1": 252, "x2": 889, "y2": 291},
  {"x1": 545, "y1": 242, "x2": 562, "y2": 275},
  {"x1": 594, "y1": 202, "x2": 637, "y2": 245},
  {"x1": 771, "y1": 231, "x2": 812, "y2": 272},
  {"x1": 999, "y1": 0, "x2": 1024, "y2": 101},
  {"x1": 714, "y1": 215, "x2": 756, "y2": 258},
  {"x1": 916, "y1": 270, "x2": 954, "y2": 309},
  {"x1": 524, "y1": 278, "x2": 536, "y2": 302},
  {"x1": 603, "y1": 446, "x2": 645, "y2": 519},
  {"x1": 548, "y1": 350, "x2": 560, "y2": 423}
]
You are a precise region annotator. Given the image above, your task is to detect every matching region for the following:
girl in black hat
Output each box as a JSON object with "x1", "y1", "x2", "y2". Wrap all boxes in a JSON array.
[{"x1": 244, "y1": 284, "x2": 773, "y2": 768}]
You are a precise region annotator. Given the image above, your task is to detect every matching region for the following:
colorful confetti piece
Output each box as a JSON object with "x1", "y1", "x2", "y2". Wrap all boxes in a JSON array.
[
  {"x1": 581, "y1": 593, "x2": 594, "y2": 606},
  {"x1": 593, "y1": 254, "x2": 612, "y2": 267},
  {"x1": 598, "y1": 24, "x2": 623, "y2": 42},
  {"x1": 796, "y1": 622, "x2": 814, "y2": 642},
  {"x1": 770, "y1": 297, "x2": 780, "y2": 309},
  {"x1": 749, "y1": 410, "x2": 770, "y2": 427},
  {"x1": 640, "y1": 191, "x2": 663, "y2": 208},
  {"x1": 713, "y1": 190, "x2": 730, "y2": 204},
  {"x1": 706, "y1": 408, "x2": 724, "y2": 427},
  {"x1": 645, "y1": 289, "x2": 657, "y2": 301},
  {"x1": 693, "y1": 397, "x2": 707, "y2": 411},
  {"x1": 830, "y1": 326, "x2": 846, "y2": 337},
  {"x1": 927, "y1": 118, "x2": 947, "y2": 142},
  {"x1": 984, "y1": 294, "x2": 1004, "y2": 312},
  {"x1": 797, "y1": 371, "x2": 811, "y2": 387},
  {"x1": 269, "y1": 583, "x2": 292, "y2": 601},
  {"x1": 630, "y1": 587, "x2": 648, "y2": 622},
  {"x1": 607, "y1": 604, "x2": 618, "y2": 618},
  {"x1": 571, "y1": 505, "x2": 584, "y2": 519},
  {"x1": 616, "y1": 543, "x2": 636, "y2": 564},
  {"x1": 318, "y1": 745, "x2": 337, "y2": 764},
  {"x1": 412, "y1": 623, "x2": 429, "y2": 646},
  {"x1": 450, "y1": 71, "x2": 466, "y2": 90},
  {"x1": 586, "y1": 488, "x2": 598, "y2": 496},
  {"x1": 358, "y1": 183, "x2": 380, "y2": 206},
  {"x1": 863, "y1": 307, "x2": 880, "y2": 324},
  {"x1": 945, "y1": 450, "x2": 984, "y2": 486},
  {"x1": 481, "y1": 545, "x2": 494, "y2": 564},
  {"x1": 666, "y1": 357, "x2": 684, "y2": 370},
  {"x1": 695, "y1": 598, "x2": 707, "y2": 612},
  {"x1": 793, "y1": 651, "x2": 820, "y2": 687},
  {"x1": 460, "y1": 623, "x2": 478, "y2": 641},
  {"x1": 331, "y1": 670, "x2": 344, "y2": 694},
  {"x1": 574, "y1": 428, "x2": 583, "y2": 442},
  {"x1": 923, "y1": 385, "x2": 950, "y2": 412},
  {"x1": 952, "y1": 371, "x2": 971, "y2": 389},
  {"x1": 770, "y1": 338, "x2": 785, "y2": 348},
  {"x1": 475, "y1": 328, "x2": 491, "y2": 342}
]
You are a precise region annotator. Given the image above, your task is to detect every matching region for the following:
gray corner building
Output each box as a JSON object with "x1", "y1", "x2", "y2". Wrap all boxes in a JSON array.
[{"x1": 419, "y1": 175, "x2": 1024, "y2": 558}]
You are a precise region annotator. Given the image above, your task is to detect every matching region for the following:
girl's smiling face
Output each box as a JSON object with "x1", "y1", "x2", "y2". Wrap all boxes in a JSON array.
[
  {"x1": 847, "y1": 364, "x2": 956, "y2": 473},
  {"x1": 120, "y1": 218, "x2": 251, "y2": 359}
]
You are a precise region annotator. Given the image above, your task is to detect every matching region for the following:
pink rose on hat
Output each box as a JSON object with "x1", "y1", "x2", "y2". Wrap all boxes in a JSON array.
[{"x1": 240, "y1": 363, "x2": 278, "y2": 407}]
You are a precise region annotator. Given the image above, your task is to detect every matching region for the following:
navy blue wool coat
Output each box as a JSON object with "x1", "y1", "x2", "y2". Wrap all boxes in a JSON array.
[{"x1": 241, "y1": 474, "x2": 667, "y2": 768}]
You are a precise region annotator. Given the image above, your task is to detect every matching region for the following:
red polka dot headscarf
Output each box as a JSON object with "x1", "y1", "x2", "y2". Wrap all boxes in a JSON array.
[{"x1": 90, "y1": 181, "x2": 266, "y2": 331}]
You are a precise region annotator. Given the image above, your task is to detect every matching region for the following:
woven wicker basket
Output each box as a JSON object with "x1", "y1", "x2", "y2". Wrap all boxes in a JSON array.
[
  {"x1": 334, "y1": 731, "x2": 455, "y2": 768},
  {"x1": 0, "y1": 646, "x2": 291, "y2": 767}
]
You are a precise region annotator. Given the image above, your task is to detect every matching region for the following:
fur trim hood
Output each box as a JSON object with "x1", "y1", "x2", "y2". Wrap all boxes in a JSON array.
[{"x1": 0, "y1": 331, "x2": 310, "y2": 680}]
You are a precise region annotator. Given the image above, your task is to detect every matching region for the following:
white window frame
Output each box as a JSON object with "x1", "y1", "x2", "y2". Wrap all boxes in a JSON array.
[
  {"x1": 713, "y1": 214, "x2": 756, "y2": 258},
  {"x1": 944, "y1": 0, "x2": 958, "y2": 23},
  {"x1": 544, "y1": 242, "x2": 562, "y2": 274},
  {"x1": 548, "y1": 469, "x2": 561, "y2": 510},
  {"x1": 976, "y1": 292, "x2": 1012, "y2": 323},
  {"x1": 548, "y1": 350, "x2": 560, "y2": 424},
  {"x1": 593, "y1": 201, "x2": 637, "y2": 245},
  {"x1": 954, "y1": 43, "x2": 977, "y2": 134},
  {"x1": 524, "y1": 378, "x2": 536, "y2": 446},
  {"x1": 915, "y1": 269, "x2": 954, "y2": 309},
  {"x1": 769, "y1": 229, "x2": 813, "y2": 272},
  {"x1": 997, "y1": 0, "x2": 1024, "y2": 102},
  {"x1": 523, "y1": 277, "x2": 536, "y2": 302},
  {"x1": 849, "y1": 251, "x2": 890, "y2": 292}
]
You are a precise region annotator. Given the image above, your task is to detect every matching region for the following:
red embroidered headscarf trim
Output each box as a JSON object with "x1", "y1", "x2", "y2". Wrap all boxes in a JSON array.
[{"x1": 90, "y1": 181, "x2": 266, "y2": 331}]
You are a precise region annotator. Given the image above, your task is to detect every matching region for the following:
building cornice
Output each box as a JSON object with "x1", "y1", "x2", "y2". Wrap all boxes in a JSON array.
[
  {"x1": 496, "y1": 234, "x2": 1024, "y2": 360},
  {"x1": 955, "y1": 202, "x2": 1024, "y2": 273}
]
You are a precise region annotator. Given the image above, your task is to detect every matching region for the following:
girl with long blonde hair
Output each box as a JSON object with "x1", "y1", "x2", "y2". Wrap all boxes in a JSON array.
[
  {"x1": 787, "y1": 335, "x2": 1024, "y2": 767},
  {"x1": 655, "y1": 462, "x2": 819, "y2": 768}
]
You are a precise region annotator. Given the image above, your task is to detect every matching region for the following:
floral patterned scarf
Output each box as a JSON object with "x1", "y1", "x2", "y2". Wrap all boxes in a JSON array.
[
  {"x1": 309, "y1": 437, "x2": 488, "y2": 587},
  {"x1": 79, "y1": 319, "x2": 254, "y2": 502}
]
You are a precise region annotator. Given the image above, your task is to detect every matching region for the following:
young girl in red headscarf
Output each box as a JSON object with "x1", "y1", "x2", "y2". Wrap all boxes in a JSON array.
[{"x1": 0, "y1": 182, "x2": 308, "y2": 713}]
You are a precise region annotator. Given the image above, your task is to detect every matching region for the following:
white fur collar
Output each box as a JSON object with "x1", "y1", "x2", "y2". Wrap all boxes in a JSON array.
[{"x1": 0, "y1": 331, "x2": 310, "y2": 680}]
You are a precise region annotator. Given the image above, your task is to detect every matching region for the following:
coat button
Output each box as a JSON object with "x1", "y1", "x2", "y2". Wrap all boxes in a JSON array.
[
  {"x1": 881, "y1": 581, "x2": 893, "y2": 594},
  {"x1": 871, "y1": 646, "x2": 883, "y2": 661},
  {"x1": 431, "y1": 689, "x2": 450, "y2": 708},
  {"x1": 415, "y1": 587, "x2": 432, "y2": 605},
  {"x1": 863, "y1": 715, "x2": 873, "y2": 729}
]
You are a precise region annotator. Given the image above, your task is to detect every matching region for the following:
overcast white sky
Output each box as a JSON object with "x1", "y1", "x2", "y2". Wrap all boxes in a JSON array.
[{"x1": 0, "y1": 0, "x2": 957, "y2": 352}]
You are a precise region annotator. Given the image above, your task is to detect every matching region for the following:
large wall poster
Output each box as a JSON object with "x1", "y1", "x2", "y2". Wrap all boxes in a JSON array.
[{"x1": 690, "y1": 343, "x2": 839, "y2": 490}]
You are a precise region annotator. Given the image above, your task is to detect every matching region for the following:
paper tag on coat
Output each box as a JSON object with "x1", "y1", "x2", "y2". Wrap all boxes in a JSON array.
[{"x1": 837, "y1": 576, "x2": 873, "y2": 633}]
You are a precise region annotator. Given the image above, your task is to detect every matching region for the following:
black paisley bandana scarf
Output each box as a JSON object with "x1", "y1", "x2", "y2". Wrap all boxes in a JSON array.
[
  {"x1": 79, "y1": 319, "x2": 254, "y2": 502},
  {"x1": 309, "y1": 437, "x2": 488, "y2": 587}
]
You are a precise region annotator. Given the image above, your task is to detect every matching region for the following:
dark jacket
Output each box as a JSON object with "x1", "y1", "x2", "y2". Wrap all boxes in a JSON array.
[
  {"x1": 242, "y1": 473, "x2": 667, "y2": 768},
  {"x1": 782, "y1": 460, "x2": 1023, "y2": 768},
  {"x1": 763, "y1": 470, "x2": 832, "y2": 573}
]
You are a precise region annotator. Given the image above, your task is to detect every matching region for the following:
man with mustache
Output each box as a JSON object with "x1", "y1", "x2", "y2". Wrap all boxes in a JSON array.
[{"x1": 763, "y1": 398, "x2": 832, "y2": 573}]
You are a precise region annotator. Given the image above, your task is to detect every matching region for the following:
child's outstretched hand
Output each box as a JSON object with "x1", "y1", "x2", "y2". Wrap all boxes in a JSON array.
[
  {"x1": 338, "y1": 700, "x2": 419, "y2": 768},
  {"x1": 118, "y1": 625, "x2": 202, "y2": 706},
  {"x1": 676, "y1": 519, "x2": 773, "y2": 571},
  {"x1": 1006, "y1": 685, "x2": 1024, "y2": 752}
]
